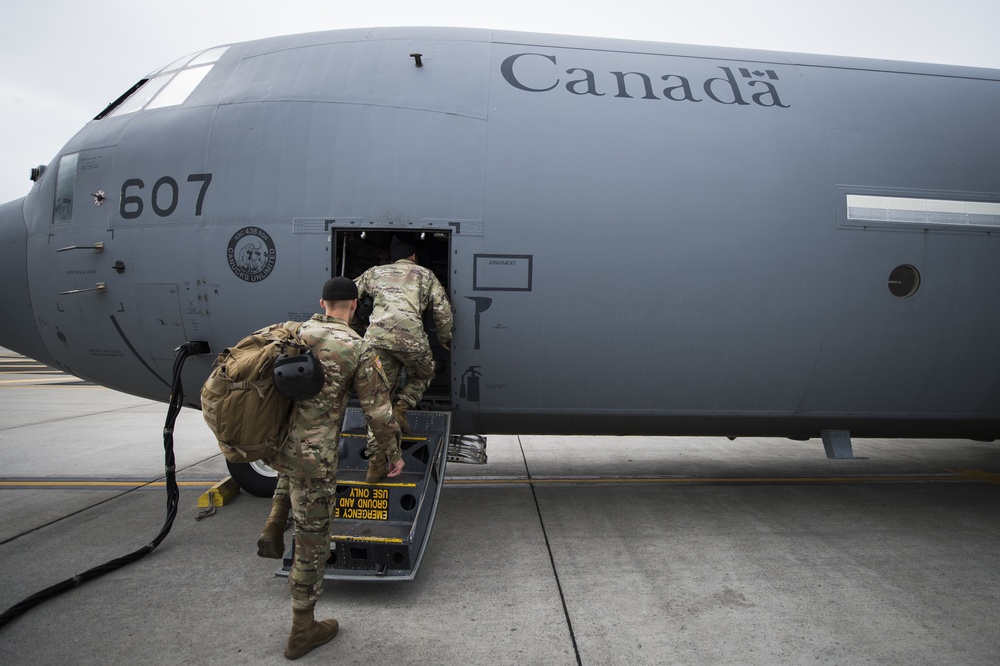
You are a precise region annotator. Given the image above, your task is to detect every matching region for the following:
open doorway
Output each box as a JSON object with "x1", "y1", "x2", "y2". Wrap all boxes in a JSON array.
[{"x1": 332, "y1": 228, "x2": 452, "y2": 408}]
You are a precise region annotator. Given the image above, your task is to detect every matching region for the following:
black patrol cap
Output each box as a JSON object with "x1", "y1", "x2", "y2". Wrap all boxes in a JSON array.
[
  {"x1": 322, "y1": 276, "x2": 358, "y2": 301},
  {"x1": 390, "y1": 242, "x2": 416, "y2": 262}
]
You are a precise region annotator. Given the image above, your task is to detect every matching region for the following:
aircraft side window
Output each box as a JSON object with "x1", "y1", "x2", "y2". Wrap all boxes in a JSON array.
[
  {"x1": 53, "y1": 153, "x2": 78, "y2": 224},
  {"x1": 888, "y1": 265, "x2": 921, "y2": 299}
]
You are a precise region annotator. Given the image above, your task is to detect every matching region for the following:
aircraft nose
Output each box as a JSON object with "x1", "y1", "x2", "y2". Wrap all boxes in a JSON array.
[{"x1": 0, "y1": 197, "x2": 54, "y2": 364}]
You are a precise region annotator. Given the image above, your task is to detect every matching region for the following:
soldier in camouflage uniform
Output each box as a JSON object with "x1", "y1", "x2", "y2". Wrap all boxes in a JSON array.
[
  {"x1": 354, "y1": 242, "x2": 453, "y2": 432},
  {"x1": 268, "y1": 276, "x2": 402, "y2": 660}
]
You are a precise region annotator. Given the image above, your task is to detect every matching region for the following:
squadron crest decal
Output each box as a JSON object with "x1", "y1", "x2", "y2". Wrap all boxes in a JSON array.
[{"x1": 227, "y1": 226, "x2": 276, "y2": 282}]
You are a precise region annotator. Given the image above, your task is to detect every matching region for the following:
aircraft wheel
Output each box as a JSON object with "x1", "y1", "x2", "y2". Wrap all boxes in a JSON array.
[{"x1": 225, "y1": 459, "x2": 279, "y2": 498}]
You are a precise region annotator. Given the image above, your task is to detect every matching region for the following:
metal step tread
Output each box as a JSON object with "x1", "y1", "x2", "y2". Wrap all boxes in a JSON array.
[{"x1": 330, "y1": 521, "x2": 413, "y2": 543}]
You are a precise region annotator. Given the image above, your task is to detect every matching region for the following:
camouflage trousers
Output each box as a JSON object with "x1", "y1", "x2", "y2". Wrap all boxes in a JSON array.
[
  {"x1": 373, "y1": 346, "x2": 435, "y2": 408},
  {"x1": 287, "y1": 475, "x2": 337, "y2": 610}
]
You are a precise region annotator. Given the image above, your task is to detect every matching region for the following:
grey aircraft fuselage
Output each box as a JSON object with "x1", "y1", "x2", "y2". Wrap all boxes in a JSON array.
[{"x1": 2, "y1": 27, "x2": 999, "y2": 443}]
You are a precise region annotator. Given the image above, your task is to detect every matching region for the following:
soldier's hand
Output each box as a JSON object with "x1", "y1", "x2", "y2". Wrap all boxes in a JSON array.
[{"x1": 387, "y1": 458, "x2": 405, "y2": 477}]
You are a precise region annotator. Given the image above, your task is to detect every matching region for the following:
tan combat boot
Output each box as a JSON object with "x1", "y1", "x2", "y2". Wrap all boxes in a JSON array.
[
  {"x1": 393, "y1": 402, "x2": 411, "y2": 434},
  {"x1": 284, "y1": 607, "x2": 338, "y2": 660},
  {"x1": 365, "y1": 452, "x2": 389, "y2": 484},
  {"x1": 257, "y1": 494, "x2": 291, "y2": 559}
]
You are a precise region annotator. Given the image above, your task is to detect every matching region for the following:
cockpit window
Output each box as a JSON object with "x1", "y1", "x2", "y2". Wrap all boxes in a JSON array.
[
  {"x1": 187, "y1": 46, "x2": 229, "y2": 67},
  {"x1": 145, "y1": 66, "x2": 213, "y2": 110},
  {"x1": 106, "y1": 75, "x2": 171, "y2": 117},
  {"x1": 154, "y1": 53, "x2": 198, "y2": 76},
  {"x1": 95, "y1": 45, "x2": 229, "y2": 120}
]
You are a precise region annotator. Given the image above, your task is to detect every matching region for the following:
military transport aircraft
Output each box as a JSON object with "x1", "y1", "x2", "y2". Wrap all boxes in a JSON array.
[{"x1": 2, "y1": 27, "x2": 999, "y2": 496}]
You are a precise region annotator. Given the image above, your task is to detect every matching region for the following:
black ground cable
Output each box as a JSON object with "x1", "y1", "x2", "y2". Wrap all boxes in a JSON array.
[{"x1": 0, "y1": 340, "x2": 209, "y2": 629}]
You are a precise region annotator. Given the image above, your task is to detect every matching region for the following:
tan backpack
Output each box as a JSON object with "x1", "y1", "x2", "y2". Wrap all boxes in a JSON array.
[{"x1": 201, "y1": 322, "x2": 319, "y2": 464}]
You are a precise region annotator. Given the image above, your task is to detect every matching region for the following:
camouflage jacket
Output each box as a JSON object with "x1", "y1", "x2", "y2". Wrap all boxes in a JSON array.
[
  {"x1": 355, "y1": 259, "x2": 453, "y2": 352},
  {"x1": 271, "y1": 315, "x2": 401, "y2": 480}
]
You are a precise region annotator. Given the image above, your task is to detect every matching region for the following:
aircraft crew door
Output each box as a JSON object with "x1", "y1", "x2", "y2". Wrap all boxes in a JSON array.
[
  {"x1": 331, "y1": 226, "x2": 453, "y2": 408},
  {"x1": 49, "y1": 149, "x2": 115, "y2": 287},
  {"x1": 32, "y1": 148, "x2": 127, "y2": 379}
]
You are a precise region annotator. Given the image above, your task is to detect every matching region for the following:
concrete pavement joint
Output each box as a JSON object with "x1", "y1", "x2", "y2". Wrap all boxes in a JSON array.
[{"x1": 520, "y1": 434, "x2": 583, "y2": 666}]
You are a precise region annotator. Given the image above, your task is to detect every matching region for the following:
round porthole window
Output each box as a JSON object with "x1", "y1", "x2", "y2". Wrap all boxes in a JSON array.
[{"x1": 888, "y1": 264, "x2": 920, "y2": 298}]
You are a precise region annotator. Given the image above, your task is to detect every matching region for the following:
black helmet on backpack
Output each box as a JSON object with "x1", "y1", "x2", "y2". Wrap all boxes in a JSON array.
[{"x1": 273, "y1": 349, "x2": 325, "y2": 400}]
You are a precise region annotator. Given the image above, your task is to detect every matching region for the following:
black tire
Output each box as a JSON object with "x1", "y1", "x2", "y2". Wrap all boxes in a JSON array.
[{"x1": 225, "y1": 459, "x2": 278, "y2": 498}]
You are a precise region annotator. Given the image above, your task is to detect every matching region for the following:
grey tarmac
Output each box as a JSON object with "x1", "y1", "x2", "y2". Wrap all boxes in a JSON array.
[{"x1": 1, "y1": 350, "x2": 999, "y2": 664}]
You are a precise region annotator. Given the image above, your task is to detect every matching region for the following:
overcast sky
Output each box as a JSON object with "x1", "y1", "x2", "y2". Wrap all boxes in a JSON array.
[{"x1": 2, "y1": 0, "x2": 998, "y2": 204}]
